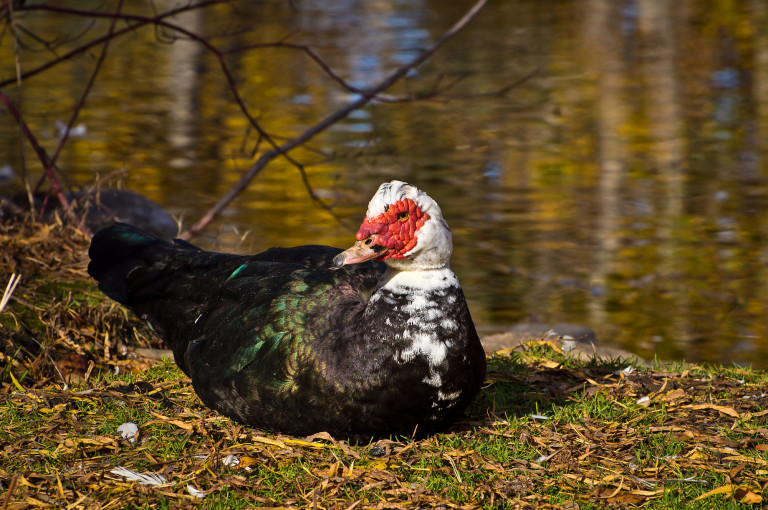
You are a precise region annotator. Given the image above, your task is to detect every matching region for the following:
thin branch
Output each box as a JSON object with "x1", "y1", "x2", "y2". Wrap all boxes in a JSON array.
[
  {"x1": 13, "y1": 15, "x2": 96, "y2": 55},
  {"x1": 296, "y1": 161, "x2": 353, "y2": 230},
  {"x1": 0, "y1": 92, "x2": 87, "y2": 234},
  {"x1": 363, "y1": 67, "x2": 541, "y2": 105},
  {"x1": 5, "y1": 0, "x2": 494, "y2": 240},
  {"x1": 5, "y1": 1, "x2": 295, "y2": 210},
  {"x1": 0, "y1": 1, "x2": 229, "y2": 88},
  {"x1": 6, "y1": 0, "x2": 34, "y2": 213},
  {"x1": 439, "y1": 66, "x2": 542, "y2": 101},
  {"x1": 7, "y1": 5, "x2": 355, "y2": 97},
  {"x1": 50, "y1": 0, "x2": 123, "y2": 166},
  {"x1": 10, "y1": 3, "x2": 304, "y2": 173},
  {"x1": 7, "y1": 1, "x2": 489, "y2": 211},
  {"x1": 180, "y1": 0, "x2": 490, "y2": 239},
  {"x1": 221, "y1": 41, "x2": 367, "y2": 96}
]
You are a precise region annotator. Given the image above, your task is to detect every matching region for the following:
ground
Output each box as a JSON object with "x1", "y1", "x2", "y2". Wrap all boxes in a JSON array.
[{"x1": 1, "y1": 217, "x2": 767, "y2": 509}]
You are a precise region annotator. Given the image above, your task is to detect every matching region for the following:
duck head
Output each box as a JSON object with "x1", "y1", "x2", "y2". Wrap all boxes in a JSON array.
[{"x1": 333, "y1": 180, "x2": 452, "y2": 271}]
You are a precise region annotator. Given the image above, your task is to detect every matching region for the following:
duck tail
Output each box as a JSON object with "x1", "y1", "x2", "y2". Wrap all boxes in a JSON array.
[{"x1": 87, "y1": 222, "x2": 175, "y2": 305}]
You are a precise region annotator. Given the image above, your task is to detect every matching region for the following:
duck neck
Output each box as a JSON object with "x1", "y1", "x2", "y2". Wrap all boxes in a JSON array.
[
  {"x1": 364, "y1": 265, "x2": 462, "y2": 338},
  {"x1": 374, "y1": 265, "x2": 459, "y2": 296}
]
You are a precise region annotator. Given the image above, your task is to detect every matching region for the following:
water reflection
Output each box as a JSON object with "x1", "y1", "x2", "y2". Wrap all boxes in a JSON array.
[
  {"x1": 1, "y1": 0, "x2": 768, "y2": 367},
  {"x1": 165, "y1": 4, "x2": 203, "y2": 163}
]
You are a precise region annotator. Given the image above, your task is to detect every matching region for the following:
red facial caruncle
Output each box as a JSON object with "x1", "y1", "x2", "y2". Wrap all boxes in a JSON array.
[{"x1": 356, "y1": 198, "x2": 429, "y2": 259}]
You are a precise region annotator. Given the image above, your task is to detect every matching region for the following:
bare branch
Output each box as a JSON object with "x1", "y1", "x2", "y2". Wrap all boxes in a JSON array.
[
  {"x1": 3, "y1": 0, "x2": 497, "y2": 241},
  {"x1": 11, "y1": 3, "x2": 311, "y2": 173},
  {"x1": 374, "y1": 66, "x2": 542, "y2": 104},
  {"x1": 50, "y1": 1, "x2": 123, "y2": 166},
  {"x1": 221, "y1": 40, "x2": 367, "y2": 96},
  {"x1": 4, "y1": 2, "x2": 301, "y2": 198},
  {"x1": 0, "y1": 92, "x2": 88, "y2": 234},
  {"x1": 0, "y1": 1, "x2": 230, "y2": 88},
  {"x1": 180, "y1": 0, "x2": 490, "y2": 239},
  {"x1": 7, "y1": 0, "x2": 35, "y2": 213}
]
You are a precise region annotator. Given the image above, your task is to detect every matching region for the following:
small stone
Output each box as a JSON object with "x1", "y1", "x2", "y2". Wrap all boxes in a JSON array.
[
  {"x1": 369, "y1": 445, "x2": 386, "y2": 457},
  {"x1": 561, "y1": 336, "x2": 577, "y2": 352}
]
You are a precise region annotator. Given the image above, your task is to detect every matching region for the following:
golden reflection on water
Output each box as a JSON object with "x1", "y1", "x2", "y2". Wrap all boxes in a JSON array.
[{"x1": 1, "y1": 0, "x2": 768, "y2": 367}]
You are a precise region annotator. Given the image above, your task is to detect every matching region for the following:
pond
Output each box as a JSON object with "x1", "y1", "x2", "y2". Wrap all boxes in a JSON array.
[{"x1": 1, "y1": 0, "x2": 768, "y2": 368}]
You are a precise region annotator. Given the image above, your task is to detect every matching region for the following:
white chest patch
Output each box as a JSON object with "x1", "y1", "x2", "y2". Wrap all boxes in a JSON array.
[
  {"x1": 366, "y1": 267, "x2": 465, "y2": 388},
  {"x1": 373, "y1": 268, "x2": 464, "y2": 390},
  {"x1": 400, "y1": 330, "x2": 448, "y2": 366}
]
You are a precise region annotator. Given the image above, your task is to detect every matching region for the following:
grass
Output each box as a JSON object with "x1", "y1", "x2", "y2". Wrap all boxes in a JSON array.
[{"x1": 1, "y1": 217, "x2": 768, "y2": 508}]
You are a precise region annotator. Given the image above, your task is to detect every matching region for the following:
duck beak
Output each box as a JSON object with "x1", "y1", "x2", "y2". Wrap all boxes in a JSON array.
[{"x1": 332, "y1": 240, "x2": 388, "y2": 267}]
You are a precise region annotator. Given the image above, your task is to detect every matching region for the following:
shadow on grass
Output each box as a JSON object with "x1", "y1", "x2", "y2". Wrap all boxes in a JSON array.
[{"x1": 460, "y1": 347, "x2": 639, "y2": 429}]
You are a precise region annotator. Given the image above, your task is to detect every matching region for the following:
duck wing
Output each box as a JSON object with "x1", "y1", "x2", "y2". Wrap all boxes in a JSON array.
[{"x1": 88, "y1": 223, "x2": 381, "y2": 376}]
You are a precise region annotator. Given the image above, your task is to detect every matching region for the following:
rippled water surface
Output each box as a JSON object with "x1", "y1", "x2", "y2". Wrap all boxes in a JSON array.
[{"x1": 2, "y1": 0, "x2": 768, "y2": 367}]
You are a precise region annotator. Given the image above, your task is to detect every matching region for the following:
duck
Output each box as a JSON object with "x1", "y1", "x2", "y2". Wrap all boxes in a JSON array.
[
  {"x1": 3, "y1": 188, "x2": 178, "y2": 239},
  {"x1": 88, "y1": 180, "x2": 486, "y2": 439}
]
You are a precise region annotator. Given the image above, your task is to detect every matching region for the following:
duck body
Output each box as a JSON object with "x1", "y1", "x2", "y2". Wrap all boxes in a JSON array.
[{"x1": 88, "y1": 181, "x2": 486, "y2": 439}]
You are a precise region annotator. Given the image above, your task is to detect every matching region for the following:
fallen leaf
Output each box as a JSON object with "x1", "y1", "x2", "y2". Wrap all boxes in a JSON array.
[
  {"x1": 693, "y1": 484, "x2": 734, "y2": 501},
  {"x1": 662, "y1": 388, "x2": 686, "y2": 402},
  {"x1": 722, "y1": 455, "x2": 767, "y2": 465},
  {"x1": 729, "y1": 463, "x2": 747, "y2": 483},
  {"x1": 734, "y1": 487, "x2": 763, "y2": 504},
  {"x1": 684, "y1": 404, "x2": 742, "y2": 419},
  {"x1": 238, "y1": 456, "x2": 260, "y2": 470},
  {"x1": 607, "y1": 492, "x2": 646, "y2": 505}
]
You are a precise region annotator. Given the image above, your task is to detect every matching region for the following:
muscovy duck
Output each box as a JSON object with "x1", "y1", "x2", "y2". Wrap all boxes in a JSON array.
[{"x1": 88, "y1": 180, "x2": 486, "y2": 439}]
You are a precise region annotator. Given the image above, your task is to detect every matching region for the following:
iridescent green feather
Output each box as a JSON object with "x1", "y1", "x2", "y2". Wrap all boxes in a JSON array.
[{"x1": 201, "y1": 267, "x2": 342, "y2": 392}]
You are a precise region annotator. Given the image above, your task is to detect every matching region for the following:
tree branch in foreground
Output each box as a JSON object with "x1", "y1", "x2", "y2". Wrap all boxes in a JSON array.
[{"x1": 179, "y1": 0, "x2": 489, "y2": 239}]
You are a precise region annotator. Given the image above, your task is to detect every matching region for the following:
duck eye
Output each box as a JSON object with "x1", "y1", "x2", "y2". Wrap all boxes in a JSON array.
[{"x1": 398, "y1": 211, "x2": 409, "y2": 221}]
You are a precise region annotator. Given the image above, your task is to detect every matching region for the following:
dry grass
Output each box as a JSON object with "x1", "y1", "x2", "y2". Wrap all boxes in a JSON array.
[{"x1": 1, "y1": 216, "x2": 767, "y2": 509}]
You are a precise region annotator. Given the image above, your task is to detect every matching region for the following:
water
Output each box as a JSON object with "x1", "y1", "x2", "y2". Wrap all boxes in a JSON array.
[{"x1": 2, "y1": 0, "x2": 768, "y2": 368}]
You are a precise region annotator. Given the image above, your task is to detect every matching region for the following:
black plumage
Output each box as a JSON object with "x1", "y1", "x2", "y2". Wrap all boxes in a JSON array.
[{"x1": 88, "y1": 181, "x2": 486, "y2": 439}]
